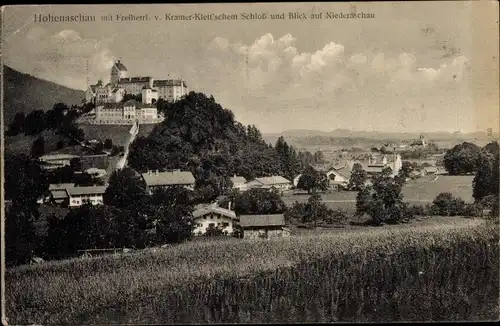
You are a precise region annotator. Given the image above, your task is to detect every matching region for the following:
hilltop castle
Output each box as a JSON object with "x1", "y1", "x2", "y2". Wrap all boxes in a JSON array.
[{"x1": 82, "y1": 60, "x2": 189, "y2": 125}]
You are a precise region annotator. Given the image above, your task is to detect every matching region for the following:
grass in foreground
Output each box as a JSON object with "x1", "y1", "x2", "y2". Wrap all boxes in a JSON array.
[{"x1": 6, "y1": 217, "x2": 498, "y2": 324}]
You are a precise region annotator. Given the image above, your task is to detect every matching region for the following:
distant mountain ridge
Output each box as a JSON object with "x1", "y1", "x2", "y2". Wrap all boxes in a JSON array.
[
  {"x1": 264, "y1": 128, "x2": 494, "y2": 143},
  {"x1": 2, "y1": 65, "x2": 85, "y2": 125}
]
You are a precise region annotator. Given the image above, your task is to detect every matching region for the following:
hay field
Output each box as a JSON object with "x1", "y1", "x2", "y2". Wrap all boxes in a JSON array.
[{"x1": 5, "y1": 218, "x2": 498, "y2": 324}]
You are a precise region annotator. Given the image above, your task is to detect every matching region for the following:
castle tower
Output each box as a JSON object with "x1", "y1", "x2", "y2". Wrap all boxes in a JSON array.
[{"x1": 110, "y1": 60, "x2": 128, "y2": 87}]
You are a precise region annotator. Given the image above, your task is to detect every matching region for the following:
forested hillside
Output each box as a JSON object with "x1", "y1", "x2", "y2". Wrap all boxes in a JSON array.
[
  {"x1": 128, "y1": 92, "x2": 308, "y2": 192},
  {"x1": 3, "y1": 65, "x2": 85, "y2": 124}
]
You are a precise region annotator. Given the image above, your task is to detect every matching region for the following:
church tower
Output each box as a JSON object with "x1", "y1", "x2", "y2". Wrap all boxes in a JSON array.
[{"x1": 419, "y1": 134, "x2": 426, "y2": 147}]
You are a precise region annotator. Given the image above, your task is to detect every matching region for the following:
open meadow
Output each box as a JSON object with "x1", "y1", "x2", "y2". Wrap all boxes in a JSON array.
[
  {"x1": 5, "y1": 217, "x2": 498, "y2": 324},
  {"x1": 282, "y1": 175, "x2": 475, "y2": 214},
  {"x1": 77, "y1": 123, "x2": 156, "y2": 147}
]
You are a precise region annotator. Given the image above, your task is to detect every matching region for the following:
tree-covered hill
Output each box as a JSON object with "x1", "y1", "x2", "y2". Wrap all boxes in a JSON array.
[
  {"x1": 128, "y1": 92, "x2": 305, "y2": 192},
  {"x1": 3, "y1": 65, "x2": 85, "y2": 124}
]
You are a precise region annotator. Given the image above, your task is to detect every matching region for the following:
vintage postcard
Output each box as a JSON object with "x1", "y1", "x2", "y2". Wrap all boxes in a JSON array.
[{"x1": 1, "y1": 2, "x2": 499, "y2": 324}]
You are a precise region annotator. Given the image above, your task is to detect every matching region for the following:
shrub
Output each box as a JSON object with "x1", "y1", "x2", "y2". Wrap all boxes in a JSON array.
[
  {"x1": 461, "y1": 203, "x2": 483, "y2": 217},
  {"x1": 56, "y1": 140, "x2": 66, "y2": 150},
  {"x1": 104, "y1": 138, "x2": 113, "y2": 149},
  {"x1": 408, "y1": 204, "x2": 427, "y2": 216},
  {"x1": 431, "y1": 192, "x2": 466, "y2": 216},
  {"x1": 324, "y1": 209, "x2": 348, "y2": 225}
]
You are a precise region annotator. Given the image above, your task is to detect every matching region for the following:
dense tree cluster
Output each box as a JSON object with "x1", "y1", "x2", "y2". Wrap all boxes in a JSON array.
[
  {"x1": 472, "y1": 141, "x2": 499, "y2": 216},
  {"x1": 355, "y1": 167, "x2": 412, "y2": 225},
  {"x1": 296, "y1": 165, "x2": 328, "y2": 193},
  {"x1": 5, "y1": 162, "x2": 196, "y2": 266},
  {"x1": 398, "y1": 161, "x2": 418, "y2": 179},
  {"x1": 348, "y1": 163, "x2": 367, "y2": 191},
  {"x1": 285, "y1": 193, "x2": 347, "y2": 227},
  {"x1": 443, "y1": 142, "x2": 481, "y2": 175},
  {"x1": 232, "y1": 188, "x2": 287, "y2": 216},
  {"x1": 128, "y1": 92, "x2": 309, "y2": 193},
  {"x1": 7, "y1": 102, "x2": 86, "y2": 144}
]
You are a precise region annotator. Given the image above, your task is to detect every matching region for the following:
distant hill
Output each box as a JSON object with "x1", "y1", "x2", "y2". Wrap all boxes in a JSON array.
[
  {"x1": 2, "y1": 65, "x2": 85, "y2": 125},
  {"x1": 263, "y1": 128, "x2": 496, "y2": 148}
]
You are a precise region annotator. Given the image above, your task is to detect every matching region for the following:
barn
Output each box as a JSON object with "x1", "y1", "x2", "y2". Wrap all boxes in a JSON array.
[{"x1": 239, "y1": 214, "x2": 291, "y2": 240}]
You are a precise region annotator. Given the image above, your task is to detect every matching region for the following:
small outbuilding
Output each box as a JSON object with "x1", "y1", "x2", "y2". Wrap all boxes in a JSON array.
[{"x1": 239, "y1": 214, "x2": 291, "y2": 240}]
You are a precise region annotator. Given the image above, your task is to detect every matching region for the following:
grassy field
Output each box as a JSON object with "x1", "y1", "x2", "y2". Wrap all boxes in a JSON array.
[
  {"x1": 4, "y1": 130, "x2": 68, "y2": 156},
  {"x1": 282, "y1": 175, "x2": 475, "y2": 214},
  {"x1": 5, "y1": 217, "x2": 498, "y2": 324},
  {"x1": 77, "y1": 124, "x2": 156, "y2": 147},
  {"x1": 4, "y1": 124, "x2": 156, "y2": 156}
]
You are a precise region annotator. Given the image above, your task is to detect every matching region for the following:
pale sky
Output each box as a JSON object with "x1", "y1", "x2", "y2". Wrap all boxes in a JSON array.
[{"x1": 2, "y1": 2, "x2": 499, "y2": 134}]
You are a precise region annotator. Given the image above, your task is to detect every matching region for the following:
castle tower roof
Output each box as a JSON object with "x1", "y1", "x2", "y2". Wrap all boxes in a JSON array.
[{"x1": 113, "y1": 60, "x2": 127, "y2": 71}]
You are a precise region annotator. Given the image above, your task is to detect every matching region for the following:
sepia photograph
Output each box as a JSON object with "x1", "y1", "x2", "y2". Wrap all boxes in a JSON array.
[{"x1": 1, "y1": 2, "x2": 499, "y2": 324}]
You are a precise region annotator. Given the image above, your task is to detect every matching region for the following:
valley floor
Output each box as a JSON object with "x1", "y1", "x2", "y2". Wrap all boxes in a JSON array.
[{"x1": 282, "y1": 175, "x2": 474, "y2": 214}]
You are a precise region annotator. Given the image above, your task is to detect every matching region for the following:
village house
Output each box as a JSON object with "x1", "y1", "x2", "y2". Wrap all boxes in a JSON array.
[
  {"x1": 230, "y1": 175, "x2": 248, "y2": 192},
  {"x1": 294, "y1": 163, "x2": 352, "y2": 190},
  {"x1": 85, "y1": 167, "x2": 107, "y2": 179},
  {"x1": 246, "y1": 176, "x2": 292, "y2": 191},
  {"x1": 326, "y1": 167, "x2": 351, "y2": 189},
  {"x1": 192, "y1": 204, "x2": 238, "y2": 235},
  {"x1": 423, "y1": 166, "x2": 441, "y2": 175},
  {"x1": 141, "y1": 170, "x2": 196, "y2": 194},
  {"x1": 239, "y1": 214, "x2": 291, "y2": 240},
  {"x1": 48, "y1": 183, "x2": 75, "y2": 205},
  {"x1": 38, "y1": 154, "x2": 79, "y2": 170},
  {"x1": 362, "y1": 152, "x2": 402, "y2": 178},
  {"x1": 66, "y1": 185, "x2": 107, "y2": 207}
]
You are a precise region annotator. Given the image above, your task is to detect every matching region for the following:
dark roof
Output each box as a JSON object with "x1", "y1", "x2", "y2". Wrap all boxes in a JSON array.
[
  {"x1": 253, "y1": 176, "x2": 291, "y2": 185},
  {"x1": 123, "y1": 99, "x2": 139, "y2": 107},
  {"x1": 363, "y1": 164, "x2": 391, "y2": 174},
  {"x1": 137, "y1": 103, "x2": 157, "y2": 108},
  {"x1": 51, "y1": 190, "x2": 69, "y2": 200},
  {"x1": 49, "y1": 183, "x2": 75, "y2": 190},
  {"x1": 119, "y1": 76, "x2": 152, "y2": 83},
  {"x1": 99, "y1": 103, "x2": 125, "y2": 109},
  {"x1": 153, "y1": 79, "x2": 188, "y2": 87},
  {"x1": 239, "y1": 214, "x2": 285, "y2": 228},
  {"x1": 327, "y1": 167, "x2": 351, "y2": 180},
  {"x1": 141, "y1": 171, "x2": 195, "y2": 186},
  {"x1": 66, "y1": 186, "x2": 107, "y2": 196},
  {"x1": 114, "y1": 61, "x2": 127, "y2": 71},
  {"x1": 142, "y1": 85, "x2": 152, "y2": 90}
]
